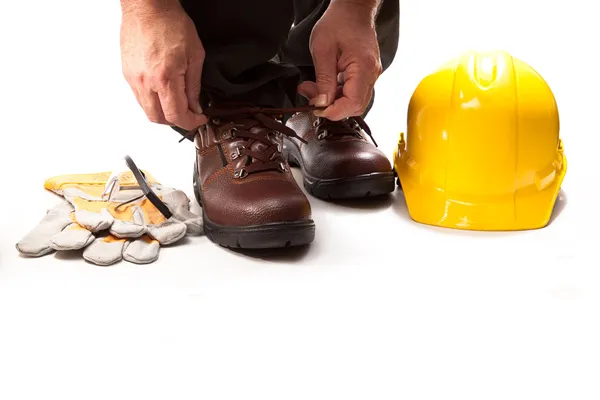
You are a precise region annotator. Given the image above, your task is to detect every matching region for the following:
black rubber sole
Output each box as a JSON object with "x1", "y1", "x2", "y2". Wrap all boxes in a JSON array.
[
  {"x1": 283, "y1": 141, "x2": 396, "y2": 200},
  {"x1": 193, "y1": 164, "x2": 315, "y2": 249}
]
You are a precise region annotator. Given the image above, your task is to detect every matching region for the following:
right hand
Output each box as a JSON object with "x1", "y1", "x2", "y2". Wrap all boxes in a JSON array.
[{"x1": 120, "y1": 4, "x2": 207, "y2": 130}]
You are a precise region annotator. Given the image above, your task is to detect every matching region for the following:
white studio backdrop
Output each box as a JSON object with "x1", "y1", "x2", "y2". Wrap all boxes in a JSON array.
[{"x1": 0, "y1": 1, "x2": 599, "y2": 400}]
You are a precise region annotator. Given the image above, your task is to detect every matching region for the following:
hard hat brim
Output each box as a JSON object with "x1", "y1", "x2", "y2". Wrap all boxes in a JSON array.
[{"x1": 393, "y1": 143, "x2": 567, "y2": 231}]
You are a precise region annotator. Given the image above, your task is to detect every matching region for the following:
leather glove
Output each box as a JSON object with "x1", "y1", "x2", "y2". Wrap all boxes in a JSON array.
[{"x1": 16, "y1": 158, "x2": 203, "y2": 265}]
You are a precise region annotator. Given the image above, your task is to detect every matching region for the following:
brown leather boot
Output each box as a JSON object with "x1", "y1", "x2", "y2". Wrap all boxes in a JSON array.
[
  {"x1": 188, "y1": 104, "x2": 316, "y2": 249},
  {"x1": 283, "y1": 112, "x2": 395, "y2": 200}
]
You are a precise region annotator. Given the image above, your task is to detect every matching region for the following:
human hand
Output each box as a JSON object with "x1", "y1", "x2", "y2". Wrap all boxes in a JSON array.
[
  {"x1": 298, "y1": 1, "x2": 383, "y2": 121},
  {"x1": 120, "y1": 2, "x2": 207, "y2": 130}
]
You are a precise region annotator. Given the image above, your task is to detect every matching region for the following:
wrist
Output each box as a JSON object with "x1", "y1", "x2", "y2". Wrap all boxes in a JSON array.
[
  {"x1": 331, "y1": 0, "x2": 380, "y2": 6},
  {"x1": 328, "y1": 0, "x2": 380, "y2": 24},
  {"x1": 121, "y1": 0, "x2": 183, "y2": 18}
]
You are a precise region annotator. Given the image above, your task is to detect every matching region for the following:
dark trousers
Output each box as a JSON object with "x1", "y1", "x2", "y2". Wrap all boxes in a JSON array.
[{"x1": 180, "y1": 0, "x2": 399, "y2": 113}]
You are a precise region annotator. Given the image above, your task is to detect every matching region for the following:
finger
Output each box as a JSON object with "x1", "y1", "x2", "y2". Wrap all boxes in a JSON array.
[
  {"x1": 338, "y1": 84, "x2": 345, "y2": 98},
  {"x1": 298, "y1": 81, "x2": 344, "y2": 107},
  {"x1": 158, "y1": 75, "x2": 207, "y2": 130},
  {"x1": 110, "y1": 219, "x2": 147, "y2": 238},
  {"x1": 315, "y1": 97, "x2": 358, "y2": 121},
  {"x1": 140, "y1": 90, "x2": 168, "y2": 124},
  {"x1": 159, "y1": 189, "x2": 204, "y2": 235},
  {"x1": 123, "y1": 236, "x2": 160, "y2": 264},
  {"x1": 83, "y1": 235, "x2": 127, "y2": 266},
  {"x1": 311, "y1": 44, "x2": 339, "y2": 107},
  {"x1": 49, "y1": 223, "x2": 94, "y2": 251},
  {"x1": 316, "y1": 73, "x2": 372, "y2": 120},
  {"x1": 109, "y1": 206, "x2": 147, "y2": 238},
  {"x1": 297, "y1": 81, "x2": 318, "y2": 101},
  {"x1": 74, "y1": 208, "x2": 114, "y2": 232},
  {"x1": 16, "y1": 201, "x2": 74, "y2": 257},
  {"x1": 130, "y1": 190, "x2": 188, "y2": 245},
  {"x1": 174, "y1": 208, "x2": 204, "y2": 235},
  {"x1": 185, "y1": 55, "x2": 204, "y2": 114},
  {"x1": 317, "y1": 85, "x2": 373, "y2": 121},
  {"x1": 146, "y1": 219, "x2": 187, "y2": 245}
]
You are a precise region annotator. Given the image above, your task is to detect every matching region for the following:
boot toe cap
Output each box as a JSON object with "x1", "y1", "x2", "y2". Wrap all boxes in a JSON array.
[
  {"x1": 310, "y1": 142, "x2": 392, "y2": 179},
  {"x1": 203, "y1": 178, "x2": 312, "y2": 227}
]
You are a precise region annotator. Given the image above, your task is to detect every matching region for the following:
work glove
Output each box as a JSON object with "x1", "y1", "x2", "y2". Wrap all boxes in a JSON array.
[{"x1": 16, "y1": 157, "x2": 203, "y2": 265}]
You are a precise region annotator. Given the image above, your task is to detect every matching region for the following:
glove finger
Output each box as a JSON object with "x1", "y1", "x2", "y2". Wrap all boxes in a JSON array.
[
  {"x1": 109, "y1": 207, "x2": 146, "y2": 238},
  {"x1": 82, "y1": 235, "x2": 127, "y2": 266},
  {"x1": 74, "y1": 208, "x2": 114, "y2": 232},
  {"x1": 49, "y1": 223, "x2": 94, "y2": 251},
  {"x1": 174, "y1": 208, "x2": 204, "y2": 235},
  {"x1": 123, "y1": 235, "x2": 160, "y2": 264},
  {"x1": 147, "y1": 220, "x2": 187, "y2": 245},
  {"x1": 159, "y1": 189, "x2": 189, "y2": 209},
  {"x1": 16, "y1": 201, "x2": 74, "y2": 257},
  {"x1": 160, "y1": 189, "x2": 203, "y2": 235},
  {"x1": 109, "y1": 219, "x2": 147, "y2": 238}
]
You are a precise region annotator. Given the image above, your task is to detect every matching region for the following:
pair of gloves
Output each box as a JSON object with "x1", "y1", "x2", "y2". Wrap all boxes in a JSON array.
[{"x1": 16, "y1": 160, "x2": 203, "y2": 266}]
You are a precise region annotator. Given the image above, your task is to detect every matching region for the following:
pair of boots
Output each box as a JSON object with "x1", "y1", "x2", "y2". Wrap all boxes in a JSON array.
[{"x1": 184, "y1": 103, "x2": 395, "y2": 249}]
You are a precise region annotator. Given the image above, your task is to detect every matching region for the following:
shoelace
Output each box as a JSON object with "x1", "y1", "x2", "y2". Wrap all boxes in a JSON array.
[
  {"x1": 179, "y1": 104, "x2": 321, "y2": 177},
  {"x1": 313, "y1": 116, "x2": 378, "y2": 147},
  {"x1": 178, "y1": 105, "x2": 377, "y2": 177}
]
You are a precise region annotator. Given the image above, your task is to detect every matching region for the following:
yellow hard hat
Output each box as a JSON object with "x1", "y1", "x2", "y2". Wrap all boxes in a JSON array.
[{"x1": 393, "y1": 50, "x2": 566, "y2": 231}]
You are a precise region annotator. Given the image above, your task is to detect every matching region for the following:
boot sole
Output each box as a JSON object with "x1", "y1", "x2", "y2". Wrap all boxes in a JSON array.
[
  {"x1": 283, "y1": 141, "x2": 396, "y2": 200},
  {"x1": 193, "y1": 164, "x2": 315, "y2": 249}
]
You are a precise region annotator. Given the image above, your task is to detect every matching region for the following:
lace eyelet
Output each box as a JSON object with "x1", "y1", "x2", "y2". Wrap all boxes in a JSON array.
[
  {"x1": 233, "y1": 168, "x2": 248, "y2": 179},
  {"x1": 317, "y1": 129, "x2": 328, "y2": 140},
  {"x1": 270, "y1": 147, "x2": 284, "y2": 161},
  {"x1": 222, "y1": 127, "x2": 237, "y2": 140},
  {"x1": 230, "y1": 146, "x2": 244, "y2": 160},
  {"x1": 312, "y1": 118, "x2": 321, "y2": 128},
  {"x1": 212, "y1": 118, "x2": 221, "y2": 125}
]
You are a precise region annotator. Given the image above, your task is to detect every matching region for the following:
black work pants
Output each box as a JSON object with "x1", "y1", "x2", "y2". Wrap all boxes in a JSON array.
[{"x1": 180, "y1": 0, "x2": 399, "y2": 113}]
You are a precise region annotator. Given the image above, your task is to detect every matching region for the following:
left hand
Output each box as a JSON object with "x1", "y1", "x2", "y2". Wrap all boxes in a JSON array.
[{"x1": 298, "y1": 1, "x2": 383, "y2": 121}]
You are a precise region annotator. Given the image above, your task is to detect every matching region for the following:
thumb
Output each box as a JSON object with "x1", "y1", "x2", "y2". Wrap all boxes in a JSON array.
[
  {"x1": 312, "y1": 45, "x2": 338, "y2": 108},
  {"x1": 185, "y1": 57, "x2": 203, "y2": 114}
]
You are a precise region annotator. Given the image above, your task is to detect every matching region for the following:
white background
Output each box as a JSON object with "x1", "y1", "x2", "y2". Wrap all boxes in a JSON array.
[{"x1": 1, "y1": 1, "x2": 599, "y2": 399}]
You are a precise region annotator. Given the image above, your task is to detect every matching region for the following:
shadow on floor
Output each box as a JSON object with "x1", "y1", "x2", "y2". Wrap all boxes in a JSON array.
[
  {"x1": 53, "y1": 249, "x2": 85, "y2": 261},
  {"x1": 549, "y1": 189, "x2": 568, "y2": 224},
  {"x1": 225, "y1": 243, "x2": 312, "y2": 263},
  {"x1": 325, "y1": 192, "x2": 395, "y2": 211},
  {"x1": 164, "y1": 235, "x2": 193, "y2": 248}
]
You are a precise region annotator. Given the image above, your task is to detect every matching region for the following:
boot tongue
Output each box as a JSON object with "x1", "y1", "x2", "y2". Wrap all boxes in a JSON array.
[
  {"x1": 207, "y1": 103, "x2": 284, "y2": 164},
  {"x1": 230, "y1": 117, "x2": 281, "y2": 168},
  {"x1": 324, "y1": 118, "x2": 358, "y2": 138}
]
